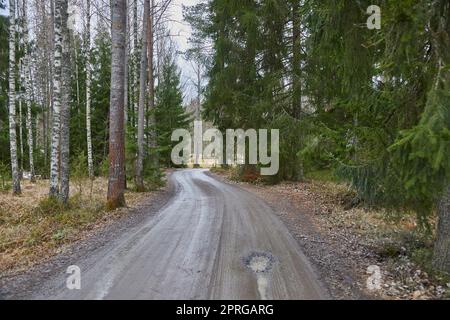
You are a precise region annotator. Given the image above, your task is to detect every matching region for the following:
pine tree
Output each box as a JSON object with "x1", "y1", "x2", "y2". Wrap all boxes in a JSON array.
[
  {"x1": 59, "y1": 0, "x2": 71, "y2": 203},
  {"x1": 107, "y1": 0, "x2": 127, "y2": 209},
  {"x1": 90, "y1": 28, "x2": 111, "y2": 169},
  {"x1": 184, "y1": 1, "x2": 450, "y2": 273},
  {"x1": 154, "y1": 56, "x2": 190, "y2": 167}
]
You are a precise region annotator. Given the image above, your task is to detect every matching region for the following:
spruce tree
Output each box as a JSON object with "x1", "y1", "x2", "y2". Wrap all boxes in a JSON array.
[{"x1": 154, "y1": 56, "x2": 190, "y2": 167}]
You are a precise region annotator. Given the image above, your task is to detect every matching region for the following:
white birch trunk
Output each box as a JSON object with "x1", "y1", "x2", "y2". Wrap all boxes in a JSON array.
[
  {"x1": 49, "y1": 0, "x2": 63, "y2": 196},
  {"x1": 8, "y1": 0, "x2": 21, "y2": 194},
  {"x1": 18, "y1": 49, "x2": 24, "y2": 175},
  {"x1": 85, "y1": 0, "x2": 94, "y2": 179},
  {"x1": 23, "y1": 0, "x2": 35, "y2": 182},
  {"x1": 25, "y1": 63, "x2": 35, "y2": 182},
  {"x1": 19, "y1": 94, "x2": 24, "y2": 173}
]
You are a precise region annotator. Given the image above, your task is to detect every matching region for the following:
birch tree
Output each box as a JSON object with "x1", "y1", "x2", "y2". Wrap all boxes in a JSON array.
[
  {"x1": 18, "y1": 91, "x2": 23, "y2": 173},
  {"x1": 49, "y1": 0, "x2": 63, "y2": 197},
  {"x1": 85, "y1": 0, "x2": 94, "y2": 179},
  {"x1": 25, "y1": 61, "x2": 35, "y2": 182},
  {"x1": 17, "y1": 3, "x2": 23, "y2": 175},
  {"x1": 23, "y1": 0, "x2": 35, "y2": 182},
  {"x1": 34, "y1": 0, "x2": 54, "y2": 171},
  {"x1": 107, "y1": 0, "x2": 127, "y2": 208},
  {"x1": 48, "y1": 0, "x2": 70, "y2": 202},
  {"x1": 8, "y1": 0, "x2": 21, "y2": 194}
]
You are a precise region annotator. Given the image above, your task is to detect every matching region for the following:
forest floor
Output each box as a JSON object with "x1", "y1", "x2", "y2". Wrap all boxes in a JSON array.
[
  {"x1": 0, "y1": 176, "x2": 166, "y2": 277},
  {"x1": 210, "y1": 168, "x2": 450, "y2": 300}
]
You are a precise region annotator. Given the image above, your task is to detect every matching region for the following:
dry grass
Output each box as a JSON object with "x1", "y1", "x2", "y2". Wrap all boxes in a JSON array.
[{"x1": 0, "y1": 178, "x2": 154, "y2": 275}]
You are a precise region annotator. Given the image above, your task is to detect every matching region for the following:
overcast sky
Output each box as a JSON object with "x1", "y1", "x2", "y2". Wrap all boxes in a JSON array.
[
  {"x1": 0, "y1": 0, "x2": 200, "y2": 103},
  {"x1": 168, "y1": 0, "x2": 200, "y2": 102}
]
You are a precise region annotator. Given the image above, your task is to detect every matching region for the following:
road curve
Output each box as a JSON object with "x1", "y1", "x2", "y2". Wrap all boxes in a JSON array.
[{"x1": 36, "y1": 169, "x2": 328, "y2": 300}]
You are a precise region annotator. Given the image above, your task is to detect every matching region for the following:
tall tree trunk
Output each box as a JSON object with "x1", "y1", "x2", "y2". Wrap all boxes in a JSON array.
[
  {"x1": 123, "y1": 0, "x2": 129, "y2": 190},
  {"x1": 291, "y1": 1, "x2": 301, "y2": 118},
  {"x1": 25, "y1": 65, "x2": 35, "y2": 182},
  {"x1": 18, "y1": 47, "x2": 24, "y2": 175},
  {"x1": 85, "y1": 0, "x2": 94, "y2": 179},
  {"x1": 107, "y1": 0, "x2": 127, "y2": 209},
  {"x1": 430, "y1": 2, "x2": 450, "y2": 274},
  {"x1": 74, "y1": 41, "x2": 80, "y2": 108},
  {"x1": 193, "y1": 58, "x2": 202, "y2": 167},
  {"x1": 19, "y1": 96, "x2": 24, "y2": 173},
  {"x1": 433, "y1": 186, "x2": 450, "y2": 273},
  {"x1": 124, "y1": 0, "x2": 129, "y2": 130},
  {"x1": 197, "y1": 61, "x2": 201, "y2": 119},
  {"x1": 59, "y1": 0, "x2": 71, "y2": 203},
  {"x1": 147, "y1": 0, "x2": 157, "y2": 167},
  {"x1": 135, "y1": 0, "x2": 149, "y2": 192},
  {"x1": 291, "y1": 0, "x2": 304, "y2": 181},
  {"x1": 8, "y1": 0, "x2": 21, "y2": 195},
  {"x1": 47, "y1": 0, "x2": 55, "y2": 175},
  {"x1": 49, "y1": 0, "x2": 63, "y2": 197},
  {"x1": 123, "y1": 14, "x2": 129, "y2": 133},
  {"x1": 23, "y1": 0, "x2": 35, "y2": 183},
  {"x1": 133, "y1": 0, "x2": 138, "y2": 129}
]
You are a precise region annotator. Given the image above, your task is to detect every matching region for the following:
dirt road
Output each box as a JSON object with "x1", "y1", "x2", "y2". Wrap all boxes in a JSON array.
[{"x1": 29, "y1": 169, "x2": 327, "y2": 300}]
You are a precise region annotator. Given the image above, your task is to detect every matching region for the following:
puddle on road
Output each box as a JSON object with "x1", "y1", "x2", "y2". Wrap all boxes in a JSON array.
[{"x1": 243, "y1": 252, "x2": 277, "y2": 300}]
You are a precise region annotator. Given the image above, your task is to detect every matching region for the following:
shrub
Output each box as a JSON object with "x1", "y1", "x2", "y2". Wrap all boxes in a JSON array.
[
  {"x1": 143, "y1": 159, "x2": 165, "y2": 191},
  {"x1": 0, "y1": 162, "x2": 11, "y2": 191},
  {"x1": 71, "y1": 151, "x2": 89, "y2": 195},
  {"x1": 36, "y1": 196, "x2": 68, "y2": 216}
]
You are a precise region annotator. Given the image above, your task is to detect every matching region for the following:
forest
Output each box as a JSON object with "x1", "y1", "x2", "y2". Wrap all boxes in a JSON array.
[{"x1": 0, "y1": 0, "x2": 449, "y2": 300}]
